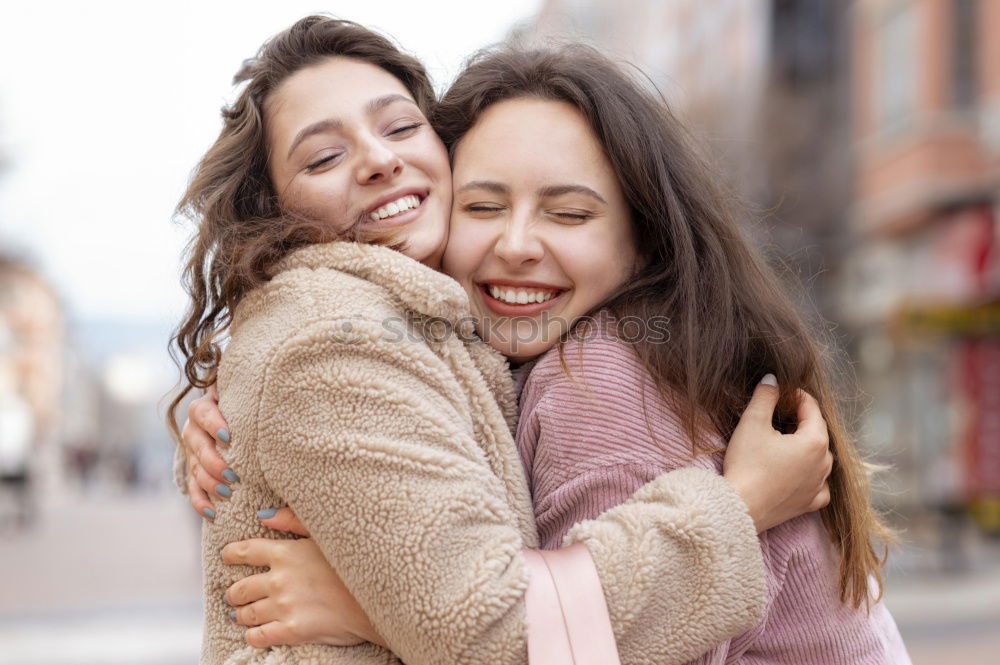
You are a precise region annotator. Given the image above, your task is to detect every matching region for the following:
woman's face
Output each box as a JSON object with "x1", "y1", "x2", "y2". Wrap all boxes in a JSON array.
[
  {"x1": 266, "y1": 57, "x2": 452, "y2": 267},
  {"x1": 443, "y1": 98, "x2": 639, "y2": 362}
]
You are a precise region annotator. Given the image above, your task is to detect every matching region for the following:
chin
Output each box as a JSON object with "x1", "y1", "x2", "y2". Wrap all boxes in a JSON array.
[
  {"x1": 476, "y1": 317, "x2": 556, "y2": 362},
  {"x1": 397, "y1": 223, "x2": 448, "y2": 266}
]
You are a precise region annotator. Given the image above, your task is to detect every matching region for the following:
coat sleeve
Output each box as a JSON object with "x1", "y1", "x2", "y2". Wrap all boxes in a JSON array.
[
  {"x1": 566, "y1": 468, "x2": 765, "y2": 665},
  {"x1": 253, "y1": 321, "x2": 764, "y2": 665}
]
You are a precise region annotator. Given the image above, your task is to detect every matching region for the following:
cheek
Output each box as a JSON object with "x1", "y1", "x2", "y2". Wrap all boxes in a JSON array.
[
  {"x1": 283, "y1": 175, "x2": 351, "y2": 225},
  {"x1": 563, "y1": 228, "x2": 637, "y2": 298},
  {"x1": 418, "y1": 133, "x2": 452, "y2": 183},
  {"x1": 442, "y1": 220, "x2": 486, "y2": 281}
]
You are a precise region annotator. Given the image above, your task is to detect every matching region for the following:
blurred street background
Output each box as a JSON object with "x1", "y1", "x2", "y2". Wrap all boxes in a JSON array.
[{"x1": 1, "y1": 1, "x2": 998, "y2": 663}]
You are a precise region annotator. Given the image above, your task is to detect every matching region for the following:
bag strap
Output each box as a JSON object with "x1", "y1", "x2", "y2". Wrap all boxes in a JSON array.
[{"x1": 522, "y1": 544, "x2": 622, "y2": 665}]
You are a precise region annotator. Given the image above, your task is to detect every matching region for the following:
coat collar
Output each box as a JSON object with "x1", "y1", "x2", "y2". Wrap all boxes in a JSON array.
[{"x1": 273, "y1": 241, "x2": 472, "y2": 325}]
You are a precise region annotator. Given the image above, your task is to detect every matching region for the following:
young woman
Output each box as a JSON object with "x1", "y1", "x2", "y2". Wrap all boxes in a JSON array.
[
  {"x1": 171, "y1": 16, "x2": 835, "y2": 665},
  {"x1": 437, "y1": 48, "x2": 908, "y2": 663},
  {"x1": 186, "y1": 43, "x2": 909, "y2": 663}
]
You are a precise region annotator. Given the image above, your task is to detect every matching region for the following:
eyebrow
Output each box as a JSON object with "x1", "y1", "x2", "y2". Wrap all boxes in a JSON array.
[
  {"x1": 456, "y1": 180, "x2": 511, "y2": 195},
  {"x1": 457, "y1": 180, "x2": 607, "y2": 204},
  {"x1": 286, "y1": 93, "x2": 417, "y2": 159},
  {"x1": 538, "y1": 184, "x2": 607, "y2": 204}
]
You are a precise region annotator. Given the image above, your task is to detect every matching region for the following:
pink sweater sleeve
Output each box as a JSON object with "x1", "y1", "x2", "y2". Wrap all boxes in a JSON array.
[{"x1": 516, "y1": 334, "x2": 911, "y2": 664}]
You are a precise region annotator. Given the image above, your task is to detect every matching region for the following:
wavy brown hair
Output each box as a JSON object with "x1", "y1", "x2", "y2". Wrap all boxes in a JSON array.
[
  {"x1": 167, "y1": 15, "x2": 435, "y2": 441},
  {"x1": 433, "y1": 45, "x2": 891, "y2": 608}
]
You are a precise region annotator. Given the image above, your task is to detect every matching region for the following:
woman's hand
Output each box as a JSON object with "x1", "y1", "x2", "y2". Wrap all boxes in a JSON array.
[
  {"x1": 723, "y1": 374, "x2": 833, "y2": 533},
  {"x1": 182, "y1": 384, "x2": 237, "y2": 519},
  {"x1": 223, "y1": 511, "x2": 386, "y2": 650}
]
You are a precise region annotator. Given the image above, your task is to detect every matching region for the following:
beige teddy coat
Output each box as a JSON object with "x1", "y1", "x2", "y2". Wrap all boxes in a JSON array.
[{"x1": 193, "y1": 241, "x2": 765, "y2": 665}]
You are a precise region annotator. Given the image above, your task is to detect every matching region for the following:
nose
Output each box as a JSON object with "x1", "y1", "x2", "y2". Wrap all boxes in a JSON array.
[
  {"x1": 494, "y1": 210, "x2": 544, "y2": 267},
  {"x1": 356, "y1": 136, "x2": 403, "y2": 185}
]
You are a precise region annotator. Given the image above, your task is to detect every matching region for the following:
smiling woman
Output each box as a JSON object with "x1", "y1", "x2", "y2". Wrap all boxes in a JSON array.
[
  {"x1": 168, "y1": 15, "x2": 841, "y2": 665},
  {"x1": 265, "y1": 61, "x2": 451, "y2": 264},
  {"x1": 444, "y1": 97, "x2": 637, "y2": 361}
]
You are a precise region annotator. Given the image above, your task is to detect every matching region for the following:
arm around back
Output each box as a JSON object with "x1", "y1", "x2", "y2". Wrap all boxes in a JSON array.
[
  {"x1": 234, "y1": 322, "x2": 766, "y2": 664},
  {"x1": 567, "y1": 468, "x2": 765, "y2": 665}
]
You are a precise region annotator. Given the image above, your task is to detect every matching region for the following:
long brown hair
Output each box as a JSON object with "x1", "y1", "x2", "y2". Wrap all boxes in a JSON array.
[
  {"x1": 433, "y1": 45, "x2": 890, "y2": 608},
  {"x1": 167, "y1": 15, "x2": 436, "y2": 440}
]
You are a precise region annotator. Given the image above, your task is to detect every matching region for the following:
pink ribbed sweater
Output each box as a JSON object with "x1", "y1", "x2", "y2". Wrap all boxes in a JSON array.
[{"x1": 515, "y1": 327, "x2": 911, "y2": 664}]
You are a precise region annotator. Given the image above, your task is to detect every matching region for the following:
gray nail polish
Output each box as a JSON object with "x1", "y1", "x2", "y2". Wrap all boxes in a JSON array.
[
  {"x1": 203, "y1": 507, "x2": 216, "y2": 520},
  {"x1": 257, "y1": 507, "x2": 277, "y2": 519},
  {"x1": 229, "y1": 609, "x2": 236, "y2": 622},
  {"x1": 216, "y1": 484, "x2": 232, "y2": 499},
  {"x1": 222, "y1": 468, "x2": 240, "y2": 483},
  {"x1": 222, "y1": 593, "x2": 229, "y2": 606},
  {"x1": 217, "y1": 428, "x2": 231, "y2": 444}
]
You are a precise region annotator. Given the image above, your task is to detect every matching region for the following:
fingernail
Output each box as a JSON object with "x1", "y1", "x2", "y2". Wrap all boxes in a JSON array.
[
  {"x1": 760, "y1": 373, "x2": 777, "y2": 387},
  {"x1": 219, "y1": 549, "x2": 224, "y2": 561},
  {"x1": 222, "y1": 593, "x2": 229, "y2": 606},
  {"x1": 222, "y1": 468, "x2": 240, "y2": 483},
  {"x1": 217, "y1": 428, "x2": 231, "y2": 444},
  {"x1": 229, "y1": 609, "x2": 236, "y2": 622},
  {"x1": 216, "y1": 484, "x2": 232, "y2": 499},
  {"x1": 257, "y1": 507, "x2": 277, "y2": 519},
  {"x1": 203, "y1": 507, "x2": 216, "y2": 520}
]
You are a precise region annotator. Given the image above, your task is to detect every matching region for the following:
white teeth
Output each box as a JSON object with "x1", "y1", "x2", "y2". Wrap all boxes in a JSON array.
[
  {"x1": 369, "y1": 195, "x2": 420, "y2": 222},
  {"x1": 486, "y1": 285, "x2": 559, "y2": 305}
]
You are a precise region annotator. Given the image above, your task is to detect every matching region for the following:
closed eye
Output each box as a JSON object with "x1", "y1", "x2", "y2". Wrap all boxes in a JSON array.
[
  {"x1": 306, "y1": 154, "x2": 342, "y2": 172},
  {"x1": 550, "y1": 210, "x2": 593, "y2": 222},
  {"x1": 464, "y1": 204, "x2": 505, "y2": 215},
  {"x1": 389, "y1": 122, "x2": 423, "y2": 137}
]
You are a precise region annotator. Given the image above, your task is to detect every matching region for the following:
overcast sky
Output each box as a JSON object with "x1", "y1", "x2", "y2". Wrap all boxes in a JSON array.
[{"x1": 0, "y1": 0, "x2": 542, "y2": 329}]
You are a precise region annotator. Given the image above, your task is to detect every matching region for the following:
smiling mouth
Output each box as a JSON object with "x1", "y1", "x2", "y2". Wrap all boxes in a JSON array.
[
  {"x1": 479, "y1": 282, "x2": 568, "y2": 316},
  {"x1": 482, "y1": 284, "x2": 562, "y2": 305},
  {"x1": 368, "y1": 194, "x2": 423, "y2": 222}
]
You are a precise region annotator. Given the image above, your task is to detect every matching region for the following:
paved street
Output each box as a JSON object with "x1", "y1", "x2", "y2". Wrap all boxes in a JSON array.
[
  {"x1": 0, "y1": 488, "x2": 202, "y2": 665},
  {"x1": 1, "y1": 488, "x2": 998, "y2": 664}
]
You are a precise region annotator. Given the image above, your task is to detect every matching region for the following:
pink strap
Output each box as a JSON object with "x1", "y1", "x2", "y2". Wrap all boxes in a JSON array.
[{"x1": 522, "y1": 544, "x2": 622, "y2": 665}]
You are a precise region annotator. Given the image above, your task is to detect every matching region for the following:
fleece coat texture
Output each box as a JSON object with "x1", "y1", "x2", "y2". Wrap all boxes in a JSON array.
[{"x1": 191, "y1": 241, "x2": 766, "y2": 665}]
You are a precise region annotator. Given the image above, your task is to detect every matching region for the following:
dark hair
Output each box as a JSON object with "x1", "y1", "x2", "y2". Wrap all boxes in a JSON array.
[
  {"x1": 167, "y1": 15, "x2": 435, "y2": 441},
  {"x1": 433, "y1": 45, "x2": 890, "y2": 608}
]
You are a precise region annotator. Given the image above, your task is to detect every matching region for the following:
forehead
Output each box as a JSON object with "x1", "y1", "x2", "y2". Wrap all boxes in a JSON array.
[
  {"x1": 453, "y1": 98, "x2": 612, "y2": 181},
  {"x1": 266, "y1": 57, "x2": 412, "y2": 138}
]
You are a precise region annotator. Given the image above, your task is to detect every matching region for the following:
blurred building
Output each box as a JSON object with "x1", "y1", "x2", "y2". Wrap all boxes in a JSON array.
[
  {"x1": 842, "y1": 0, "x2": 1000, "y2": 530},
  {"x1": 519, "y1": 0, "x2": 1000, "y2": 531},
  {"x1": 516, "y1": 0, "x2": 853, "y2": 311},
  {"x1": 0, "y1": 254, "x2": 64, "y2": 526}
]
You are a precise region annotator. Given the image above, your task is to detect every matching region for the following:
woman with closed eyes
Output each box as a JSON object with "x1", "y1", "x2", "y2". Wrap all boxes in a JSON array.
[{"x1": 170, "y1": 15, "x2": 839, "y2": 665}]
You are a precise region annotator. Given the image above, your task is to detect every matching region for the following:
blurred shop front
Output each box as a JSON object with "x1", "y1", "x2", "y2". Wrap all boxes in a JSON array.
[
  {"x1": 874, "y1": 207, "x2": 999, "y2": 533},
  {"x1": 845, "y1": 0, "x2": 1000, "y2": 536}
]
